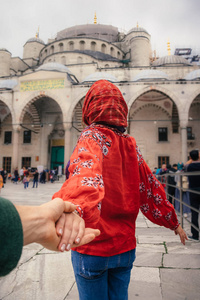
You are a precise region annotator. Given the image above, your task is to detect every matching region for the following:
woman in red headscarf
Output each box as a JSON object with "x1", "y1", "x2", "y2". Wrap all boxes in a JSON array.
[{"x1": 53, "y1": 80, "x2": 187, "y2": 300}]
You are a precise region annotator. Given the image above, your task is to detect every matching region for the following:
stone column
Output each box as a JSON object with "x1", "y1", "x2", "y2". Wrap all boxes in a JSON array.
[
  {"x1": 12, "y1": 125, "x2": 21, "y2": 171},
  {"x1": 39, "y1": 125, "x2": 48, "y2": 168},
  {"x1": 64, "y1": 123, "x2": 72, "y2": 168},
  {"x1": 180, "y1": 119, "x2": 188, "y2": 163}
]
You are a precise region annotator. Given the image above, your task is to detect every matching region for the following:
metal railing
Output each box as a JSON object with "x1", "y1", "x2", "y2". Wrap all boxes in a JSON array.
[{"x1": 156, "y1": 171, "x2": 200, "y2": 234}]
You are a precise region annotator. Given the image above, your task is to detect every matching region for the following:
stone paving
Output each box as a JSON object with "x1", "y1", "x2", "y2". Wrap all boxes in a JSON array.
[{"x1": 0, "y1": 180, "x2": 200, "y2": 300}]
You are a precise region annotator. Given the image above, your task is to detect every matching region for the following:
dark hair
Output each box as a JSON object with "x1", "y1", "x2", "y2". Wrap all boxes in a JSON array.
[
  {"x1": 173, "y1": 164, "x2": 178, "y2": 167},
  {"x1": 189, "y1": 150, "x2": 199, "y2": 161}
]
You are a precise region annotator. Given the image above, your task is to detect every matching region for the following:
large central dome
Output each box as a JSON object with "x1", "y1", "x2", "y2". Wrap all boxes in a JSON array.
[{"x1": 56, "y1": 24, "x2": 119, "y2": 43}]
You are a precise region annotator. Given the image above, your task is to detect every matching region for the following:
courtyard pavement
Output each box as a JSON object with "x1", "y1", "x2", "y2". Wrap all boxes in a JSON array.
[{"x1": 0, "y1": 179, "x2": 200, "y2": 300}]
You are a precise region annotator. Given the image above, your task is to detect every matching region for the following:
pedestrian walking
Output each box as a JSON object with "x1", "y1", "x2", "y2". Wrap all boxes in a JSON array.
[
  {"x1": 23, "y1": 176, "x2": 29, "y2": 189},
  {"x1": 32, "y1": 169, "x2": 39, "y2": 188}
]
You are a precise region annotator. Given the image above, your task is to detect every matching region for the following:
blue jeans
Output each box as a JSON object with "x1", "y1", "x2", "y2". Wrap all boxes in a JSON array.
[
  {"x1": 71, "y1": 249, "x2": 136, "y2": 300},
  {"x1": 24, "y1": 182, "x2": 29, "y2": 189},
  {"x1": 33, "y1": 180, "x2": 38, "y2": 188}
]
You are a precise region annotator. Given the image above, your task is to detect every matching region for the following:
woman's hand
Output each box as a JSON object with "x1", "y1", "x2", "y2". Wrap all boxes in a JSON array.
[
  {"x1": 56, "y1": 211, "x2": 100, "y2": 252},
  {"x1": 174, "y1": 225, "x2": 188, "y2": 245}
]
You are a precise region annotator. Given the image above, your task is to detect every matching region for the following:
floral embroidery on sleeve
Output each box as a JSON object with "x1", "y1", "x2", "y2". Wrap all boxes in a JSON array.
[
  {"x1": 152, "y1": 208, "x2": 162, "y2": 219},
  {"x1": 153, "y1": 194, "x2": 163, "y2": 205},
  {"x1": 78, "y1": 125, "x2": 112, "y2": 157},
  {"x1": 140, "y1": 203, "x2": 149, "y2": 214},
  {"x1": 136, "y1": 145, "x2": 144, "y2": 165},
  {"x1": 139, "y1": 182, "x2": 145, "y2": 193},
  {"x1": 81, "y1": 174, "x2": 104, "y2": 189},
  {"x1": 78, "y1": 147, "x2": 88, "y2": 153},
  {"x1": 81, "y1": 159, "x2": 94, "y2": 168},
  {"x1": 72, "y1": 166, "x2": 81, "y2": 176},
  {"x1": 147, "y1": 188, "x2": 153, "y2": 199}
]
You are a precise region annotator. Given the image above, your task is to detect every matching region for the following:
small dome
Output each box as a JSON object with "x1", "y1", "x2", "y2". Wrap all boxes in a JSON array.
[
  {"x1": 152, "y1": 55, "x2": 191, "y2": 66},
  {"x1": 0, "y1": 79, "x2": 18, "y2": 90},
  {"x1": 127, "y1": 26, "x2": 149, "y2": 35},
  {"x1": 0, "y1": 48, "x2": 11, "y2": 54},
  {"x1": 37, "y1": 62, "x2": 73, "y2": 74},
  {"x1": 132, "y1": 70, "x2": 169, "y2": 81},
  {"x1": 82, "y1": 72, "x2": 117, "y2": 83},
  {"x1": 185, "y1": 69, "x2": 200, "y2": 80},
  {"x1": 25, "y1": 37, "x2": 45, "y2": 45}
]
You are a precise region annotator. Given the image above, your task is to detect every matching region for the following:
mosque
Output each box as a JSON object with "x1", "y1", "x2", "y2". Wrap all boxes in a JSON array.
[{"x1": 0, "y1": 14, "x2": 200, "y2": 174}]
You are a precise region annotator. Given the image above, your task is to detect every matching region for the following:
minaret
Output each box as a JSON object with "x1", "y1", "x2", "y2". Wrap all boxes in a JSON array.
[
  {"x1": 94, "y1": 12, "x2": 97, "y2": 24},
  {"x1": 36, "y1": 27, "x2": 39, "y2": 38},
  {"x1": 167, "y1": 39, "x2": 171, "y2": 55}
]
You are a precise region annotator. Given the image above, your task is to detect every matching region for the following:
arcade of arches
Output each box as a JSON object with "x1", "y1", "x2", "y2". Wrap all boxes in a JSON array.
[{"x1": 0, "y1": 85, "x2": 200, "y2": 174}]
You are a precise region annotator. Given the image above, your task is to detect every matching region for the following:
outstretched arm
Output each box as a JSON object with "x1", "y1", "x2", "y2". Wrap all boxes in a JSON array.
[{"x1": 16, "y1": 198, "x2": 100, "y2": 251}]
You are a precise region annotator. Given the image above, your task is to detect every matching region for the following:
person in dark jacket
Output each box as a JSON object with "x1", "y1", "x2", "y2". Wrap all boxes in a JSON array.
[
  {"x1": 32, "y1": 169, "x2": 39, "y2": 188},
  {"x1": 167, "y1": 164, "x2": 178, "y2": 204},
  {"x1": 186, "y1": 150, "x2": 200, "y2": 240}
]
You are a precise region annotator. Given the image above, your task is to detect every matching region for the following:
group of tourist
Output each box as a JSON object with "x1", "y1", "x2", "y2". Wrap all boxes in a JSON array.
[{"x1": 153, "y1": 151, "x2": 200, "y2": 242}]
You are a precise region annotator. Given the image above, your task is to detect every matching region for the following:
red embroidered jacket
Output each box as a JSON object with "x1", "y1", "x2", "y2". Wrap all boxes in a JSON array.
[{"x1": 52, "y1": 124, "x2": 179, "y2": 256}]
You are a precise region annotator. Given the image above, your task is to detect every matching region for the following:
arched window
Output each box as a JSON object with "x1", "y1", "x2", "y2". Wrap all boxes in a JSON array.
[
  {"x1": 69, "y1": 41, "x2": 74, "y2": 51},
  {"x1": 61, "y1": 56, "x2": 66, "y2": 64},
  {"x1": 50, "y1": 45, "x2": 54, "y2": 54},
  {"x1": 59, "y1": 43, "x2": 64, "y2": 52},
  {"x1": 77, "y1": 56, "x2": 83, "y2": 63},
  {"x1": 105, "y1": 64, "x2": 109, "y2": 67},
  {"x1": 117, "y1": 51, "x2": 121, "y2": 59},
  {"x1": 101, "y1": 44, "x2": 106, "y2": 53},
  {"x1": 110, "y1": 47, "x2": 115, "y2": 57},
  {"x1": 91, "y1": 41, "x2": 96, "y2": 51},
  {"x1": 44, "y1": 49, "x2": 48, "y2": 57},
  {"x1": 79, "y1": 41, "x2": 85, "y2": 51},
  {"x1": 48, "y1": 59, "x2": 52, "y2": 62}
]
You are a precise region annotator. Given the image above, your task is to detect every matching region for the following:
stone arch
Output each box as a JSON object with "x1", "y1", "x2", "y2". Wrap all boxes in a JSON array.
[
  {"x1": 77, "y1": 56, "x2": 83, "y2": 63},
  {"x1": 185, "y1": 87, "x2": 200, "y2": 112},
  {"x1": 101, "y1": 43, "x2": 106, "y2": 53},
  {"x1": 67, "y1": 89, "x2": 89, "y2": 124},
  {"x1": 91, "y1": 41, "x2": 96, "y2": 51},
  {"x1": 61, "y1": 56, "x2": 66, "y2": 64},
  {"x1": 18, "y1": 91, "x2": 65, "y2": 125},
  {"x1": 79, "y1": 40, "x2": 85, "y2": 51},
  {"x1": 128, "y1": 85, "x2": 181, "y2": 134},
  {"x1": 0, "y1": 96, "x2": 14, "y2": 123},
  {"x1": 110, "y1": 47, "x2": 115, "y2": 57},
  {"x1": 128, "y1": 85, "x2": 182, "y2": 115},
  {"x1": 69, "y1": 41, "x2": 74, "y2": 51},
  {"x1": 59, "y1": 43, "x2": 64, "y2": 52},
  {"x1": 130, "y1": 103, "x2": 171, "y2": 119},
  {"x1": 50, "y1": 45, "x2": 54, "y2": 54}
]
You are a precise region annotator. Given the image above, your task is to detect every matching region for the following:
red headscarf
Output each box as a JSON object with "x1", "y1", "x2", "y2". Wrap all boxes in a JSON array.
[{"x1": 82, "y1": 80, "x2": 128, "y2": 127}]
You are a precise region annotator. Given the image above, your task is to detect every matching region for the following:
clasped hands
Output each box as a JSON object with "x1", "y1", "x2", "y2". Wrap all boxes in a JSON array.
[
  {"x1": 43, "y1": 198, "x2": 100, "y2": 252},
  {"x1": 17, "y1": 197, "x2": 100, "y2": 252}
]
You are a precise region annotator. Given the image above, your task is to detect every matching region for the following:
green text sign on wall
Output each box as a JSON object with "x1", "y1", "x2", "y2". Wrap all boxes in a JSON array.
[{"x1": 20, "y1": 79, "x2": 65, "y2": 92}]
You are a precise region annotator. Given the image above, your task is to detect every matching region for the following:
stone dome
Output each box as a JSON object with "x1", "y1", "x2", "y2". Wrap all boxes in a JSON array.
[
  {"x1": 132, "y1": 70, "x2": 169, "y2": 81},
  {"x1": 0, "y1": 48, "x2": 11, "y2": 54},
  {"x1": 127, "y1": 26, "x2": 149, "y2": 35},
  {"x1": 185, "y1": 69, "x2": 200, "y2": 80},
  {"x1": 152, "y1": 55, "x2": 192, "y2": 66},
  {"x1": 25, "y1": 37, "x2": 45, "y2": 45},
  {"x1": 57, "y1": 24, "x2": 119, "y2": 43},
  {"x1": 37, "y1": 62, "x2": 73, "y2": 74},
  {"x1": 0, "y1": 79, "x2": 18, "y2": 89},
  {"x1": 82, "y1": 72, "x2": 117, "y2": 83}
]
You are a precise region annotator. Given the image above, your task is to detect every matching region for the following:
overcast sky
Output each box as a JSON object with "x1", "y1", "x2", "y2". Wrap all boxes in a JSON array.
[{"x1": 0, "y1": 0, "x2": 200, "y2": 58}]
